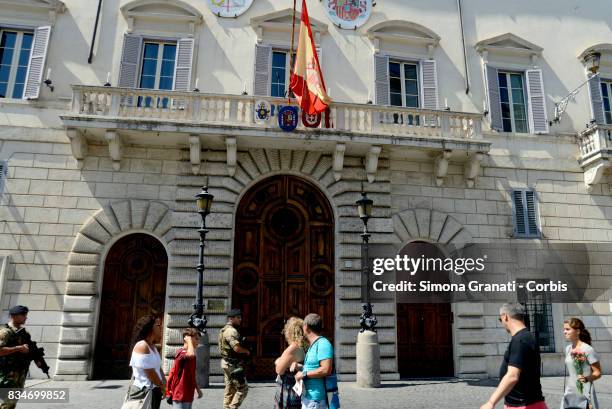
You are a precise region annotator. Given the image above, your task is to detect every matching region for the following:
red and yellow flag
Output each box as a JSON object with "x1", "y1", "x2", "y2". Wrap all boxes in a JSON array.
[{"x1": 290, "y1": 0, "x2": 331, "y2": 115}]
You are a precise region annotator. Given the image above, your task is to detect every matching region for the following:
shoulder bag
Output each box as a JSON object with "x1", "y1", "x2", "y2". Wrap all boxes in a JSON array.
[{"x1": 121, "y1": 377, "x2": 153, "y2": 409}]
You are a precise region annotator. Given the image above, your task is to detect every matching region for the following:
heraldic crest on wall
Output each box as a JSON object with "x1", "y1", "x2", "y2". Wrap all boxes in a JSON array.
[
  {"x1": 325, "y1": 0, "x2": 372, "y2": 29},
  {"x1": 208, "y1": 0, "x2": 254, "y2": 18}
]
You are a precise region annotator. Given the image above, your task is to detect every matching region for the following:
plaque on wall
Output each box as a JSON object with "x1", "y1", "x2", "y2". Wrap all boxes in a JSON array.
[
  {"x1": 208, "y1": 0, "x2": 254, "y2": 18},
  {"x1": 325, "y1": 0, "x2": 372, "y2": 29}
]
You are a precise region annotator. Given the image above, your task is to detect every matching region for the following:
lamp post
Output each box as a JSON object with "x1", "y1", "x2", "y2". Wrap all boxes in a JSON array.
[
  {"x1": 355, "y1": 191, "x2": 380, "y2": 387},
  {"x1": 189, "y1": 186, "x2": 213, "y2": 387},
  {"x1": 552, "y1": 51, "x2": 601, "y2": 124}
]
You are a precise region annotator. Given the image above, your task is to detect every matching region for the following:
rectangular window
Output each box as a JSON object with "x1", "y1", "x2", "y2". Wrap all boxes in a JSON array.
[
  {"x1": 138, "y1": 41, "x2": 176, "y2": 107},
  {"x1": 512, "y1": 189, "x2": 540, "y2": 238},
  {"x1": 518, "y1": 279, "x2": 555, "y2": 353},
  {"x1": 498, "y1": 72, "x2": 528, "y2": 133},
  {"x1": 270, "y1": 50, "x2": 296, "y2": 98},
  {"x1": 388, "y1": 61, "x2": 419, "y2": 108},
  {"x1": 601, "y1": 80, "x2": 612, "y2": 124},
  {"x1": 0, "y1": 30, "x2": 33, "y2": 99}
]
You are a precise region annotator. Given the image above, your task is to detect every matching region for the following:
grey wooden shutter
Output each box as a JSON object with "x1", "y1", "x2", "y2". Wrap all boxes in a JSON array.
[
  {"x1": 23, "y1": 26, "x2": 51, "y2": 99},
  {"x1": 254, "y1": 44, "x2": 272, "y2": 96},
  {"x1": 173, "y1": 38, "x2": 194, "y2": 91},
  {"x1": 420, "y1": 59, "x2": 438, "y2": 110},
  {"x1": 526, "y1": 69, "x2": 549, "y2": 134},
  {"x1": 485, "y1": 64, "x2": 502, "y2": 131},
  {"x1": 588, "y1": 73, "x2": 605, "y2": 124},
  {"x1": 513, "y1": 190, "x2": 539, "y2": 237},
  {"x1": 524, "y1": 190, "x2": 539, "y2": 236},
  {"x1": 118, "y1": 34, "x2": 143, "y2": 88},
  {"x1": 374, "y1": 53, "x2": 389, "y2": 105},
  {"x1": 513, "y1": 190, "x2": 526, "y2": 236}
]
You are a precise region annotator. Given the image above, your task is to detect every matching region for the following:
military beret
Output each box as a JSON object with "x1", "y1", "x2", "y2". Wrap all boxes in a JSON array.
[
  {"x1": 9, "y1": 305, "x2": 29, "y2": 315},
  {"x1": 227, "y1": 308, "x2": 242, "y2": 317}
]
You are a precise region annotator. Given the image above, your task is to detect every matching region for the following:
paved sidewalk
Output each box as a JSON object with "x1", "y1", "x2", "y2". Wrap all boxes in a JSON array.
[{"x1": 18, "y1": 376, "x2": 612, "y2": 409}]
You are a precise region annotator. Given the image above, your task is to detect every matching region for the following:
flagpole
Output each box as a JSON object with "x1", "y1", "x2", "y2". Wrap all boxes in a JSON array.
[{"x1": 289, "y1": 0, "x2": 297, "y2": 104}]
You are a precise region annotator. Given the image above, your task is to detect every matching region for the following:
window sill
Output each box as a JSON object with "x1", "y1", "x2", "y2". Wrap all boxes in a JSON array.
[{"x1": 0, "y1": 97, "x2": 70, "y2": 110}]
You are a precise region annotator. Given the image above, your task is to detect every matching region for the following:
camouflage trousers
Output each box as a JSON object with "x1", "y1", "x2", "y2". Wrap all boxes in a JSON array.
[
  {"x1": 223, "y1": 367, "x2": 248, "y2": 409},
  {"x1": 0, "y1": 376, "x2": 26, "y2": 409}
]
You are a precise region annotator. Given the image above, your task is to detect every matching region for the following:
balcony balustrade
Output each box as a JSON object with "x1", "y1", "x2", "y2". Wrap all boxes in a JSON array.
[
  {"x1": 577, "y1": 123, "x2": 612, "y2": 188},
  {"x1": 67, "y1": 85, "x2": 483, "y2": 141}
]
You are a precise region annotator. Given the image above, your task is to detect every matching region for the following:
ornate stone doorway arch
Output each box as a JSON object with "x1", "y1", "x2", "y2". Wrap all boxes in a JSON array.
[
  {"x1": 392, "y1": 208, "x2": 475, "y2": 378},
  {"x1": 55, "y1": 200, "x2": 172, "y2": 379}
]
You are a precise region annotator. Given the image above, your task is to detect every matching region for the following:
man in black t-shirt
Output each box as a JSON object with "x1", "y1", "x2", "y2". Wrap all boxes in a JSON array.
[{"x1": 480, "y1": 303, "x2": 548, "y2": 409}]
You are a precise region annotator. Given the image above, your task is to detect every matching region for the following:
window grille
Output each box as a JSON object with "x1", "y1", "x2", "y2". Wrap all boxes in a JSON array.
[{"x1": 517, "y1": 279, "x2": 555, "y2": 353}]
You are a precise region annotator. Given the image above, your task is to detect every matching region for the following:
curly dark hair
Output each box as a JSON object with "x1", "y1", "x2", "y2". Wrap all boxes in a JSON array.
[{"x1": 131, "y1": 313, "x2": 161, "y2": 347}]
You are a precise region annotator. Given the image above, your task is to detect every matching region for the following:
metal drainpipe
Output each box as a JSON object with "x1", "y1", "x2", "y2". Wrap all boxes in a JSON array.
[
  {"x1": 457, "y1": 0, "x2": 470, "y2": 94},
  {"x1": 88, "y1": 0, "x2": 103, "y2": 64}
]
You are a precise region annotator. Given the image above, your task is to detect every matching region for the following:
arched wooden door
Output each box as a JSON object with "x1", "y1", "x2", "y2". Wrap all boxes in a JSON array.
[
  {"x1": 233, "y1": 175, "x2": 335, "y2": 379},
  {"x1": 397, "y1": 242, "x2": 453, "y2": 377},
  {"x1": 93, "y1": 233, "x2": 168, "y2": 379}
]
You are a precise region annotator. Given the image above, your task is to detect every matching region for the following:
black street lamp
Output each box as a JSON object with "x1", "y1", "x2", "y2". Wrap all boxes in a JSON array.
[
  {"x1": 356, "y1": 191, "x2": 377, "y2": 332},
  {"x1": 189, "y1": 185, "x2": 214, "y2": 387}
]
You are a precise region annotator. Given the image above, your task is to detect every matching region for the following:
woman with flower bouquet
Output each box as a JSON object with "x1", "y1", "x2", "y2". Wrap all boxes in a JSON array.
[{"x1": 561, "y1": 318, "x2": 602, "y2": 409}]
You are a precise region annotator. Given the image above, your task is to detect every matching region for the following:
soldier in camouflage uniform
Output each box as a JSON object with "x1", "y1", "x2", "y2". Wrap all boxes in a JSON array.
[
  {"x1": 218, "y1": 309, "x2": 250, "y2": 409},
  {"x1": 0, "y1": 306, "x2": 35, "y2": 409}
]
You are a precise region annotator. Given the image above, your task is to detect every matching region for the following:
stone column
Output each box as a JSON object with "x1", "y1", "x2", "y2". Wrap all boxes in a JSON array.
[{"x1": 356, "y1": 330, "x2": 380, "y2": 387}]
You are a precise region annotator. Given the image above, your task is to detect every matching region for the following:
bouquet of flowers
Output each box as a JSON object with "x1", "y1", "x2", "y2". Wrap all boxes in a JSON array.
[{"x1": 570, "y1": 348, "x2": 588, "y2": 394}]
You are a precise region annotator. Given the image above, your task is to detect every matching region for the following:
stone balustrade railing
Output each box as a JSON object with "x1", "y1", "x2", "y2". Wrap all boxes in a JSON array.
[
  {"x1": 71, "y1": 85, "x2": 483, "y2": 140},
  {"x1": 577, "y1": 124, "x2": 612, "y2": 161}
]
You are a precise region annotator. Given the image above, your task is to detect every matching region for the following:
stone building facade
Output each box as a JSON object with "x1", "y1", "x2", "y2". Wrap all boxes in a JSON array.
[{"x1": 0, "y1": 0, "x2": 611, "y2": 381}]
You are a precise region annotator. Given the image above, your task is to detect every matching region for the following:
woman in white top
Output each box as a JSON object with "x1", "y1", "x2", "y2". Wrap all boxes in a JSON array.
[
  {"x1": 128, "y1": 314, "x2": 166, "y2": 409},
  {"x1": 560, "y1": 318, "x2": 602, "y2": 409}
]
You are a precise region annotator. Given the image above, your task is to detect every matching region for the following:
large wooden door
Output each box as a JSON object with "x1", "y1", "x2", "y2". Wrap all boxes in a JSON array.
[
  {"x1": 93, "y1": 233, "x2": 168, "y2": 379},
  {"x1": 233, "y1": 175, "x2": 334, "y2": 379},
  {"x1": 397, "y1": 303, "x2": 453, "y2": 377}
]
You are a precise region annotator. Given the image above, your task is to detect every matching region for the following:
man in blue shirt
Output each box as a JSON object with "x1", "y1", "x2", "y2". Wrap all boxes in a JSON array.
[{"x1": 292, "y1": 313, "x2": 334, "y2": 409}]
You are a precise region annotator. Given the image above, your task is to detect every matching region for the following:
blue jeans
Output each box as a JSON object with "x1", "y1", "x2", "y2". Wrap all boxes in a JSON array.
[
  {"x1": 301, "y1": 396, "x2": 327, "y2": 409},
  {"x1": 172, "y1": 402, "x2": 193, "y2": 409}
]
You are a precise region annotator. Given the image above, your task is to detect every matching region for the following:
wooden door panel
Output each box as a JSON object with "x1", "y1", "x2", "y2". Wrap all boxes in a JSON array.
[
  {"x1": 397, "y1": 303, "x2": 453, "y2": 377},
  {"x1": 94, "y1": 233, "x2": 167, "y2": 379},
  {"x1": 233, "y1": 175, "x2": 334, "y2": 379}
]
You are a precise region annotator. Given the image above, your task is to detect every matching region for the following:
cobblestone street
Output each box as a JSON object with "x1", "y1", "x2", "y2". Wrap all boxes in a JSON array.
[{"x1": 19, "y1": 376, "x2": 612, "y2": 409}]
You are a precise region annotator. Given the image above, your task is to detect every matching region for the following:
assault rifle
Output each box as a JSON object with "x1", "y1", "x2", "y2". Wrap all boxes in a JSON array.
[{"x1": 27, "y1": 340, "x2": 50, "y2": 378}]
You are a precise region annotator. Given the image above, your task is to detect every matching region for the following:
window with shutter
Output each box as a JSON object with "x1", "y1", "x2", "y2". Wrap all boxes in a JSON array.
[{"x1": 512, "y1": 189, "x2": 540, "y2": 238}]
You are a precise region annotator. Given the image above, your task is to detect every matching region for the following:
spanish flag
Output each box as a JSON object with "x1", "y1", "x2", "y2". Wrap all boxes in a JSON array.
[{"x1": 290, "y1": 0, "x2": 331, "y2": 115}]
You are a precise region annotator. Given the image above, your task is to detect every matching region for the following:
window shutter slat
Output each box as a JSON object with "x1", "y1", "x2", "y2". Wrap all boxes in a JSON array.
[
  {"x1": 420, "y1": 59, "x2": 438, "y2": 110},
  {"x1": 526, "y1": 69, "x2": 549, "y2": 134},
  {"x1": 588, "y1": 73, "x2": 605, "y2": 124},
  {"x1": 525, "y1": 190, "x2": 539, "y2": 235},
  {"x1": 23, "y1": 26, "x2": 51, "y2": 99},
  {"x1": 513, "y1": 190, "x2": 527, "y2": 236},
  {"x1": 374, "y1": 53, "x2": 389, "y2": 105},
  {"x1": 173, "y1": 38, "x2": 194, "y2": 91},
  {"x1": 118, "y1": 34, "x2": 143, "y2": 88},
  {"x1": 485, "y1": 64, "x2": 503, "y2": 131},
  {"x1": 254, "y1": 44, "x2": 272, "y2": 96}
]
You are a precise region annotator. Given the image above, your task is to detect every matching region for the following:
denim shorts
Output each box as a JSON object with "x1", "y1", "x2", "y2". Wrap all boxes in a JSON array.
[
  {"x1": 172, "y1": 401, "x2": 193, "y2": 409},
  {"x1": 301, "y1": 396, "x2": 327, "y2": 409}
]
